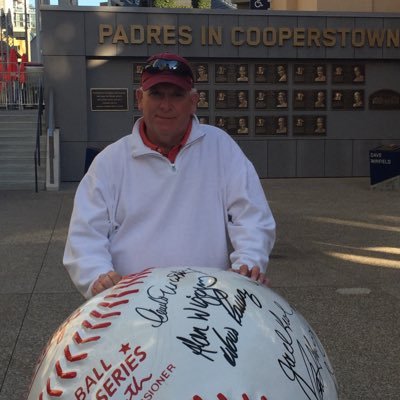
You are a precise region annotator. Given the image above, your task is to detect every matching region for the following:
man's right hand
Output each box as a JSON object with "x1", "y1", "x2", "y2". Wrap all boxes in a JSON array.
[{"x1": 91, "y1": 271, "x2": 122, "y2": 296}]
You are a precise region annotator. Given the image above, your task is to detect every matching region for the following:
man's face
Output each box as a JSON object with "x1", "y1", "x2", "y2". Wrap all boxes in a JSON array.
[{"x1": 137, "y1": 83, "x2": 198, "y2": 148}]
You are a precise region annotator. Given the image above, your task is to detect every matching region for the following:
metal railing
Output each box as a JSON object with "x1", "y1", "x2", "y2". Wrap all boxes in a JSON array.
[
  {"x1": 34, "y1": 84, "x2": 45, "y2": 192},
  {"x1": 0, "y1": 63, "x2": 43, "y2": 109}
]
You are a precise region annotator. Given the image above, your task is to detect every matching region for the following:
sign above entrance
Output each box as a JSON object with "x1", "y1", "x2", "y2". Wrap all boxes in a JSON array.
[{"x1": 98, "y1": 23, "x2": 400, "y2": 50}]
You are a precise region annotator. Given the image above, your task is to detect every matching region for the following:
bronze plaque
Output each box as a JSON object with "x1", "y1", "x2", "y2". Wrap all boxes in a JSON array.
[
  {"x1": 255, "y1": 90, "x2": 288, "y2": 110},
  {"x1": 331, "y1": 90, "x2": 365, "y2": 110},
  {"x1": 254, "y1": 63, "x2": 287, "y2": 83},
  {"x1": 198, "y1": 116, "x2": 209, "y2": 124},
  {"x1": 254, "y1": 116, "x2": 268, "y2": 135},
  {"x1": 91, "y1": 88, "x2": 128, "y2": 111},
  {"x1": 332, "y1": 64, "x2": 365, "y2": 84},
  {"x1": 294, "y1": 63, "x2": 327, "y2": 84},
  {"x1": 197, "y1": 90, "x2": 209, "y2": 109},
  {"x1": 254, "y1": 116, "x2": 289, "y2": 136},
  {"x1": 215, "y1": 64, "x2": 249, "y2": 83},
  {"x1": 236, "y1": 64, "x2": 249, "y2": 83},
  {"x1": 293, "y1": 90, "x2": 326, "y2": 110},
  {"x1": 194, "y1": 63, "x2": 209, "y2": 83},
  {"x1": 273, "y1": 116, "x2": 288, "y2": 135},
  {"x1": 215, "y1": 116, "x2": 249, "y2": 135},
  {"x1": 255, "y1": 64, "x2": 268, "y2": 83},
  {"x1": 293, "y1": 115, "x2": 327, "y2": 136},
  {"x1": 215, "y1": 90, "x2": 248, "y2": 109},
  {"x1": 369, "y1": 90, "x2": 400, "y2": 110},
  {"x1": 133, "y1": 63, "x2": 144, "y2": 84},
  {"x1": 215, "y1": 116, "x2": 229, "y2": 132}
]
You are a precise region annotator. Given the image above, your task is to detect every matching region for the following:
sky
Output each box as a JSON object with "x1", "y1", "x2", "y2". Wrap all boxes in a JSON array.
[{"x1": 49, "y1": 0, "x2": 103, "y2": 5}]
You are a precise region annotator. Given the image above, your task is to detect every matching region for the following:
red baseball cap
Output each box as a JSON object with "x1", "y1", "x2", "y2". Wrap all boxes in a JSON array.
[{"x1": 141, "y1": 53, "x2": 194, "y2": 91}]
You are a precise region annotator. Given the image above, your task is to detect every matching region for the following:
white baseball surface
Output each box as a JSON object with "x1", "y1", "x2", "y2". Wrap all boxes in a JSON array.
[{"x1": 28, "y1": 267, "x2": 338, "y2": 400}]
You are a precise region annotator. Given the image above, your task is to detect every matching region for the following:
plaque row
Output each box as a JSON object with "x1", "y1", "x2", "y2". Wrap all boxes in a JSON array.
[
  {"x1": 133, "y1": 63, "x2": 365, "y2": 85},
  {"x1": 196, "y1": 115, "x2": 327, "y2": 136},
  {"x1": 194, "y1": 89, "x2": 365, "y2": 110}
]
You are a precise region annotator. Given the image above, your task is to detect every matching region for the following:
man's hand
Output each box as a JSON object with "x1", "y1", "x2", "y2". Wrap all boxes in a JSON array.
[
  {"x1": 91, "y1": 271, "x2": 122, "y2": 296},
  {"x1": 230, "y1": 265, "x2": 271, "y2": 287}
]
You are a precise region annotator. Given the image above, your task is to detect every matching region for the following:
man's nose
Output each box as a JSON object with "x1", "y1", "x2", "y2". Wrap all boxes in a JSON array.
[{"x1": 159, "y1": 95, "x2": 172, "y2": 109}]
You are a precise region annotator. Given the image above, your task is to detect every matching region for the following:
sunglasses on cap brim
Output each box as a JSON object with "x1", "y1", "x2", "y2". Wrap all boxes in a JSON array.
[{"x1": 143, "y1": 58, "x2": 194, "y2": 79}]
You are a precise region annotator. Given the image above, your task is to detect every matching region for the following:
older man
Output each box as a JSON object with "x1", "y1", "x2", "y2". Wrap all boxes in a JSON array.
[{"x1": 64, "y1": 53, "x2": 276, "y2": 299}]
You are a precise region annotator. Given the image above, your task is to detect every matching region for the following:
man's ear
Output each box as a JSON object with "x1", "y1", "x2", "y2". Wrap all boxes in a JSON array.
[
  {"x1": 190, "y1": 90, "x2": 199, "y2": 113},
  {"x1": 136, "y1": 88, "x2": 144, "y2": 111}
]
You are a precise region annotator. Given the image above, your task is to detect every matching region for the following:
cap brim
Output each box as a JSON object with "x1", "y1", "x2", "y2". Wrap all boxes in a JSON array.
[{"x1": 141, "y1": 72, "x2": 193, "y2": 91}]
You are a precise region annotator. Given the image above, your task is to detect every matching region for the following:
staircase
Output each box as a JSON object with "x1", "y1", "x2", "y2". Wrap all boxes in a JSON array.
[{"x1": 0, "y1": 110, "x2": 46, "y2": 190}]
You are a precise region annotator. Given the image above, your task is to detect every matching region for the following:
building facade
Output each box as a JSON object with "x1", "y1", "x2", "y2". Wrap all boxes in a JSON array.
[
  {"x1": 268, "y1": 0, "x2": 400, "y2": 12},
  {"x1": 40, "y1": 6, "x2": 400, "y2": 181}
]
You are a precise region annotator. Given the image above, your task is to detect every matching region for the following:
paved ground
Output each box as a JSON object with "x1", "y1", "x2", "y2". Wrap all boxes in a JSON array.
[{"x1": 0, "y1": 178, "x2": 399, "y2": 400}]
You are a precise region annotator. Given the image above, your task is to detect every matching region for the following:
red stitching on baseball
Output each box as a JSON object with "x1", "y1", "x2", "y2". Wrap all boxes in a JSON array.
[
  {"x1": 64, "y1": 345, "x2": 88, "y2": 362},
  {"x1": 192, "y1": 395, "x2": 268, "y2": 400},
  {"x1": 73, "y1": 331, "x2": 100, "y2": 344},
  {"x1": 37, "y1": 269, "x2": 153, "y2": 398},
  {"x1": 90, "y1": 309, "x2": 121, "y2": 318},
  {"x1": 116, "y1": 268, "x2": 153, "y2": 288},
  {"x1": 104, "y1": 288, "x2": 139, "y2": 299},
  {"x1": 117, "y1": 281, "x2": 144, "y2": 289},
  {"x1": 99, "y1": 299, "x2": 129, "y2": 308},
  {"x1": 82, "y1": 320, "x2": 112, "y2": 329},
  {"x1": 46, "y1": 377, "x2": 63, "y2": 397},
  {"x1": 55, "y1": 361, "x2": 77, "y2": 379}
]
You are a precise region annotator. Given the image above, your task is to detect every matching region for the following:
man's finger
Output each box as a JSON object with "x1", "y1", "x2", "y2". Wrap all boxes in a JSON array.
[
  {"x1": 250, "y1": 266, "x2": 261, "y2": 280},
  {"x1": 239, "y1": 264, "x2": 249, "y2": 276}
]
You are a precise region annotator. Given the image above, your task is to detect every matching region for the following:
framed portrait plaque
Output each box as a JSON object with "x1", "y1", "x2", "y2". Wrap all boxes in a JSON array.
[
  {"x1": 197, "y1": 90, "x2": 209, "y2": 109},
  {"x1": 331, "y1": 90, "x2": 365, "y2": 110},
  {"x1": 194, "y1": 63, "x2": 209, "y2": 83},
  {"x1": 332, "y1": 64, "x2": 365, "y2": 84},
  {"x1": 215, "y1": 90, "x2": 249, "y2": 109},
  {"x1": 215, "y1": 116, "x2": 249, "y2": 135},
  {"x1": 293, "y1": 64, "x2": 327, "y2": 84},
  {"x1": 293, "y1": 115, "x2": 327, "y2": 136}
]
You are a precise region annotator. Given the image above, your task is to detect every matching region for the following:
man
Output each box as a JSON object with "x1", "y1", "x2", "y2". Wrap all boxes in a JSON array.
[
  {"x1": 276, "y1": 117, "x2": 287, "y2": 134},
  {"x1": 277, "y1": 65, "x2": 287, "y2": 82},
  {"x1": 64, "y1": 53, "x2": 276, "y2": 299},
  {"x1": 196, "y1": 64, "x2": 208, "y2": 82},
  {"x1": 314, "y1": 91, "x2": 326, "y2": 108},
  {"x1": 197, "y1": 90, "x2": 208, "y2": 108},
  {"x1": 314, "y1": 117, "x2": 326, "y2": 133},
  {"x1": 237, "y1": 117, "x2": 249, "y2": 134},
  {"x1": 276, "y1": 91, "x2": 288, "y2": 108},
  {"x1": 314, "y1": 65, "x2": 326, "y2": 82}
]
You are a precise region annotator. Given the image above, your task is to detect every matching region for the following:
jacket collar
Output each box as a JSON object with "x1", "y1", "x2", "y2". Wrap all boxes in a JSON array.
[{"x1": 130, "y1": 115, "x2": 205, "y2": 158}]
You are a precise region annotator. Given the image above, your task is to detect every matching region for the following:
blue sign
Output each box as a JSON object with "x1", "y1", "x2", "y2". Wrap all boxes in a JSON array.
[
  {"x1": 370, "y1": 145, "x2": 400, "y2": 185},
  {"x1": 250, "y1": 0, "x2": 270, "y2": 10}
]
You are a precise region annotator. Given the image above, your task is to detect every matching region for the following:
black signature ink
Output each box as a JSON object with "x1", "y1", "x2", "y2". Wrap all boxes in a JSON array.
[
  {"x1": 186, "y1": 273, "x2": 262, "y2": 326},
  {"x1": 212, "y1": 326, "x2": 239, "y2": 366},
  {"x1": 183, "y1": 307, "x2": 210, "y2": 321},
  {"x1": 177, "y1": 273, "x2": 261, "y2": 366},
  {"x1": 135, "y1": 268, "x2": 197, "y2": 327},
  {"x1": 176, "y1": 325, "x2": 218, "y2": 362},
  {"x1": 270, "y1": 301, "x2": 328, "y2": 400}
]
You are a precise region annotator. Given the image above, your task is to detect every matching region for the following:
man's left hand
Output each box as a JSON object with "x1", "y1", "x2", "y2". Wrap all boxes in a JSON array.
[{"x1": 229, "y1": 265, "x2": 271, "y2": 287}]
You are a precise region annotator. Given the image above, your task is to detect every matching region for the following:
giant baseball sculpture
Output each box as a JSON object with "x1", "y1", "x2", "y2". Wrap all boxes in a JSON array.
[{"x1": 28, "y1": 267, "x2": 338, "y2": 400}]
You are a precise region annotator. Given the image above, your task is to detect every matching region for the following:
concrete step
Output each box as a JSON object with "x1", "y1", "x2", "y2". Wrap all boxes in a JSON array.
[
  {"x1": 0, "y1": 110, "x2": 47, "y2": 190},
  {"x1": 0, "y1": 124, "x2": 39, "y2": 132},
  {"x1": 0, "y1": 179, "x2": 46, "y2": 190},
  {"x1": 0, "y1": 110, "x2": 38, "y2": 116}
]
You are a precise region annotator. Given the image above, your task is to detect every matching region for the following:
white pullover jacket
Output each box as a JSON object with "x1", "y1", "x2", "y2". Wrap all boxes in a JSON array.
[{"x1": 64, "y1": 117, "x2": 276, "y2": 298}]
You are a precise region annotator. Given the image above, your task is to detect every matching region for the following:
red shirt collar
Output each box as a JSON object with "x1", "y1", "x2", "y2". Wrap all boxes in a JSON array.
[{"x1": 139, "y1": 119, "x2": 192, "y2": 163}]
